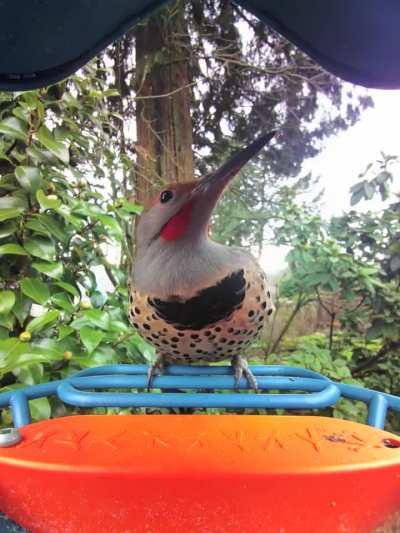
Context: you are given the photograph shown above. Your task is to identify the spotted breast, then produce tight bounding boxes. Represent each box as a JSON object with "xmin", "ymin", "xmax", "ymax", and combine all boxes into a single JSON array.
[{"xmin": 129, "ymin": 265, "xmax": 274, "ymax": 365}]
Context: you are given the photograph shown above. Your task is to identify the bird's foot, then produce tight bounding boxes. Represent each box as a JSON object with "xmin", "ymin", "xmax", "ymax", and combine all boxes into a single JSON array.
[
  {"xmin": 231, "ymin": 355, "xmax": 258, "ymax": 391},
  {"xmin": 147, "ymin": 354, "xmax": 166, "ymax": 390}
]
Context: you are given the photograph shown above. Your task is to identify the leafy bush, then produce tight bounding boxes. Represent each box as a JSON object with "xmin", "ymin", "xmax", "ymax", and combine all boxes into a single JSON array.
[
  {"xmin": 268, "ymin": 332, "xmax": 392, "ymax": 429},
  {"xmin": 0, "ymin": 75, "xmax": 153, "ymax": 423},
  {"xmin": 269, "ymin": 333, "xmax": 354, "ymax": 381},
  {"xmin": 268, "ymin": 156, "xmax": 399, "ymax": 375}
]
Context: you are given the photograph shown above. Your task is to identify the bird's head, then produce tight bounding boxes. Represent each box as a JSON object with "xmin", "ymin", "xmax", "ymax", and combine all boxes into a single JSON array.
[{"xmin": 136, "ymin": 131, "xmax": 276, "ymax": 251}]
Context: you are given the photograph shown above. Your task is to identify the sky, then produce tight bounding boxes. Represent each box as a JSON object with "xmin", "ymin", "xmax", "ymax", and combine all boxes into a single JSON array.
[{"xmin": 260, "ymin": 88, "xmax": 400, "ymax": 276}]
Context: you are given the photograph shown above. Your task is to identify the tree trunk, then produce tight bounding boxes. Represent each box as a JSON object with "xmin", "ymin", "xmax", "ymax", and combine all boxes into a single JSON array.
[{"xmin": 134, "ymin": 0, "xmax": 194, "ymax": 204}]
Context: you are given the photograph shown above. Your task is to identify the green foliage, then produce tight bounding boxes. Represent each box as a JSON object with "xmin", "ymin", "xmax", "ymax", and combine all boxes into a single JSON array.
[
  {"xmin": 270, "ymin": 333, "xmax": 354, "ymax": 381},
  {"xmin": 268, "ymin": 332, "xmax": 385, "ymax": 428},
  {"xmin": 271, "ymin": 158, "xmax": 400, "ymax": 345},
  {"xmin": 0, "ymin": 74, "xmax": 152, "ymax": 422},
  {"xmin": 350, "ymin": 155, "xmax": 395, "ymax": 205},
  {"xmin": 260, "ymin": 160, "xmax": 400, "ymax": 429}
]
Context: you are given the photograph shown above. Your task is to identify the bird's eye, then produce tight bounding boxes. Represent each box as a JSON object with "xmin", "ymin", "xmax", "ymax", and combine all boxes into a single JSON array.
[{"xmin": 160, "ymin": 190, "xmax": 173, "ymax": 203}]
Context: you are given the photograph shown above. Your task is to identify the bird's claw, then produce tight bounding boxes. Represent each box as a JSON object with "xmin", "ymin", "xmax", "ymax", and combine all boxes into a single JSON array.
[
  {"xmin": 146, "ymin": 354, "xmax": 166, "ymax": 390},
  {"xmin": 231, "ymin": 355, "xmax": 258, "ymax": 391}
]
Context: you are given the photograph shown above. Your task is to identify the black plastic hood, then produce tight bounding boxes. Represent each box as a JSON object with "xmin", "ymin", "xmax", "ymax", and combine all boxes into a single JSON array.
[{"xmin": 1, "ymin": 0, "xmax": 400, "ymax": 90}]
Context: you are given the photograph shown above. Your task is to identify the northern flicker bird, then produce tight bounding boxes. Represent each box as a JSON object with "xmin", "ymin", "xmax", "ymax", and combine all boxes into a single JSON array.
[{"xmin": 129, "ymin": 132, "xmax": 275, "ymax": 388}]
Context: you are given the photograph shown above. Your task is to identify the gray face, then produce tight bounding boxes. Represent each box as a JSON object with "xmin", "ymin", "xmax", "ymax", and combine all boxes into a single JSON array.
[
  {"xmin": 134, "ymin": 131, "xmax": 276, "ymax": 296},
  {"xmin": 136, "ymin": 131, "xmax": 276, "ymax": 252},
  {"xmin": 135, "ymin": 185, "xmax": 194, "ymax": 251},
  {"xmin": 136, "ymin": 131, "xmax": 276, "ymax": 253},
  {"xmin": 133, "ymin": 181, "xmax": 233, "ymax": 298}
]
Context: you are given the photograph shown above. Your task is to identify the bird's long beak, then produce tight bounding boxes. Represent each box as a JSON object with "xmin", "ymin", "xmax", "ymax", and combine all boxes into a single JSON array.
[{"xmin": 192, "ymin": 131, "xmax": 276, "ymax": 199}]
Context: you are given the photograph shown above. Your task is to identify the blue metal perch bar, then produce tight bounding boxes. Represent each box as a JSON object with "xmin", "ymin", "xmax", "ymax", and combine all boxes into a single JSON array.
[{"xmin": 0, "ymin": 364, "xmax": 399, "ymax": 429}]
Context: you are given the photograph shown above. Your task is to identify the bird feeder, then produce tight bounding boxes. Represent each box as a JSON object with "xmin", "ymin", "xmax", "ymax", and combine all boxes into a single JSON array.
[{"xmin": 0, "ymin": 1, "xmax": 400, "ymax": 532}]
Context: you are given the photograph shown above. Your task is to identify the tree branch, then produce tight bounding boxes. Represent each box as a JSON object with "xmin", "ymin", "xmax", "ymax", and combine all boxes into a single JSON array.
[
  {"xmin": 268, "ymin": 295, "xmax": 314, "ymax": 355},
  {"xmin": 135, "ymin": 82, "xmax": 196, "ymax": 100},
  {"xmin": 353, "ymin": 340, "xmax": 400, "ymax": 376}
]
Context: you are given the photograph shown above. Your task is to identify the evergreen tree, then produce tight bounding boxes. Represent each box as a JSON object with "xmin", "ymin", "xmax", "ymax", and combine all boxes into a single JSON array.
[{"xmin": 102, "ymin": 0, "xmax": 372, "ymax": 247}]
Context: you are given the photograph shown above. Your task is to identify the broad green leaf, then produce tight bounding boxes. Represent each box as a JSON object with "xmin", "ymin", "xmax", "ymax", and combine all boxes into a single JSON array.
[
  {"xmin": 73, "ymin": 202, "xmax": 102, "ymax": 217},
  {"xmin": 0, "ymin": 117, "xmax": 27, "ymax": 141},
  {"xmin": 77, "ymin": 346, "xmax": 118, "ymax": 368},
  {"xmin": 20, "ymin": 278, "xmax": 50, "ymax": 305},
  {"xmin": 26, "ymin": 310, "xmax": 59, "ymax": 333},
  {"xmin": 130, "ymin": 333, "xmax": 155, "ymax": 362},
  {"xmin": 58, "ymin": 324, "xmax": 74, "ymax": 341},
  {"xmin": 15, "ymin": 166, "xmax": 42, "ymax": 192},
  {"xmin": 56, "ymin": 205, "xmax": 83, "ymax": 230},
  {"xmin": 120, "ymin": 199, "xmax": 143, "ymax": 215},
  {"xmin": 21, "ymin": 91, "xmax": 39, "ymax": 110},
  {"xmin": 52, "ymin": 292, "xmax": 75, "ymax": 313},
  {"xmin": 96, "ymin": 215, "xmax": 123, "ymax": 240},
  {"xmin": 0, "ymin": 338, "xmax": 22, "ymax": 367},
  {"xmin": 303, "ymin": 272, "xmax": 332, "ymax": 288},
  {"xmin": 70, "ymin": 309, "xmax": 109, "ymax": 330},
  {"xmin": 0, "ymin": 338, "xmax": 61, "ymax": 373},
  {"xmin": 90, "ymin": 290, "xmax": 107, "ymax": 308},
  {"xmin": 54, "ymin": 126, "xmax": 70, "ymax": 142},
  {"xmin": 36, "ymin": 189, "xmax": 62, "ymax": 210},
  {"xmin": 31, "ymin": 339, "xmax": 64, "ymax": 359},
  {"xmin": 26, "ymin": 145, "xmax": 58, "ymax": 165},
  {"xmin": 0, "ymin": 313, "xmax": 14, "ymax": 329},
  {"xmin": 32, "ymin": 261, "xmax": 63, "ymax": 280},
  {"xmin": 14, "ymin": 362, "xmax": 44, "ymax": 385},
  {"xmin": 0, "ymin": 207, "xmax": 24, "ymax": 222},
  {"xmin": 349, "ymin": 182, "xmax": 364, "ymax": 194},
  {"xmin": 30, "ymin": 397, "xmax": 51, "ymax": 421},
  {"xmin": 2, "ymin": 350, "xmax": 56, "ymax": 373},
  {"xmin": 0, "ymin": 221, "xmax": 17, "ymax": 238},
  {"xmin": 0, "ymin": 291, "xmax": 15, "ymax": 314},
  {"xmin": 24, "ymin": 217, "xmax": 50, "ymax": 237},
  {"xmin": 350, "ymin": 188, "xmax": 364, "ymax": 206},
  {"xmin": 363, "ymin": 182, "xmax": 375, "ymax": 200},
  {"xmin": 327, "ymin": 278, "xmax": 340, "ymax": 292},
  {"xmin": 12, "ymin": 106, "xmax": 29, "ymax": 123},
  {"xmin": 54, "ymin": 281, "xmax": 80, "ymax": 298},
  {"xmin": 336, "ymin": 365, "xmax": 351, "ymax": 379},
  {"xmin": 80, "ymin": 326, "xmax": 105, "ymax": 353},
  {"xmin": 0, "ymin": 340, "xmax": 63, "ymax": 375},
  {"xmin": 12, "ymin": 292, "xmax": 31, "ymax": 326},
  {"xmin": 375, "ymin": 170, "xmax": 392, "ymax": 185},
  {"xmin": 62, "ymin": 93, "xmax": 81, "ymax": 108},
  {"xmin": 26, "ymin": 214, "xmax": 67, "ymax": 243},
  {"xmin": 0, "ymin": 243, "xmax": 27, "ymax": 256},
  {"xmin": 0, "ymin": 195, "xmax": 27, "ymax": 209},
  {"xmin": 35, "ymin": 126, "xmax": 69, "ymax": 164},
  {"xmin": 24, "ymin": 237, "xmax": 56, "ymax": 261},
  {"xmin": 108, "ymin": 319, "xmax": 128, "ymax": 334}
]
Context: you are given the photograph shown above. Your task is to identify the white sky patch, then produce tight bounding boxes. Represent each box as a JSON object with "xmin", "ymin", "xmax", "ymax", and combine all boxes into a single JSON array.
[
  {"xmin": 260, "ymin": 244, "xmax": 291, "ymax": 277},
  {"xmin": 260, "ymin": 88, "xmax": 400, "ymax": 277},
  {"xmin": 306, "ymin": 89, "xmax": 400, "ymax": 218},
  {"xmin": 92, "ymin": 264, "xmax": 116, "ymax": 293}
]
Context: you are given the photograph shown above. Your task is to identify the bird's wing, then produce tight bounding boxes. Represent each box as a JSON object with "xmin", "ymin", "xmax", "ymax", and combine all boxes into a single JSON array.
[{"xmin": 148, "ymin": 269, "xmax": 246, "ymax": 330}]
